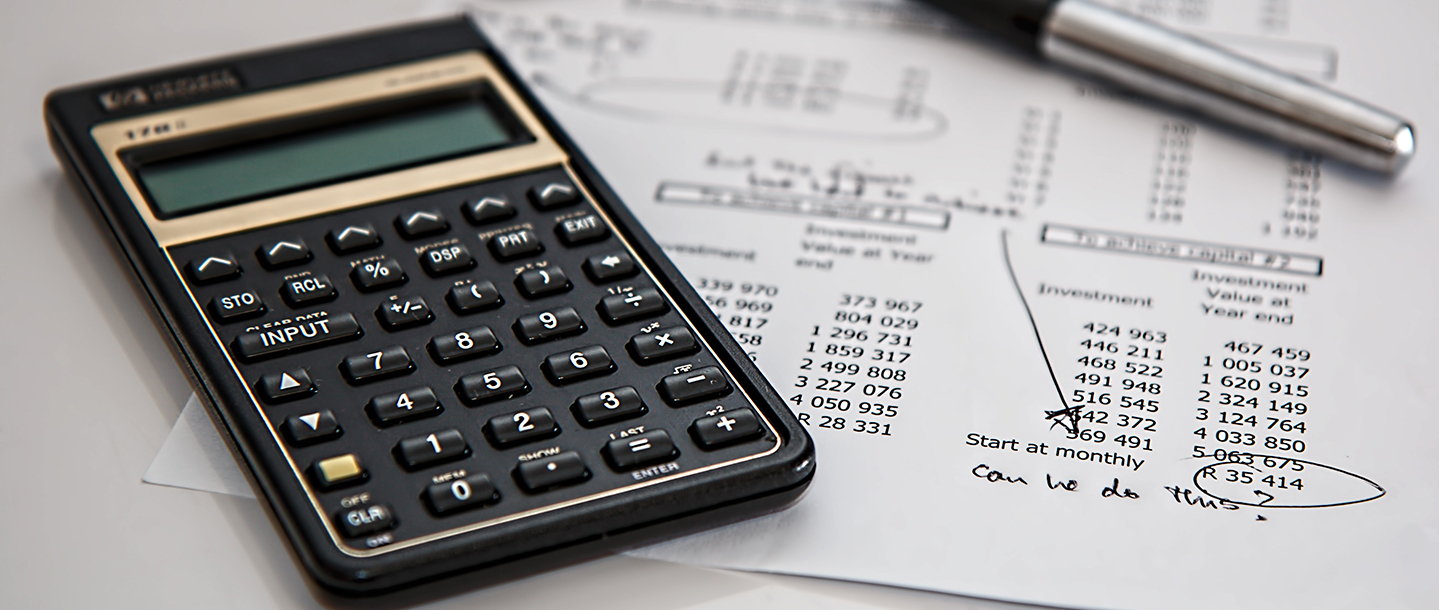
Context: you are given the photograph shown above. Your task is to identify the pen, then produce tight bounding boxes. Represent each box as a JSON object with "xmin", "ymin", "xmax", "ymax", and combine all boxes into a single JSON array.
[{"xmin": 919, "ymin": 0, "xmax": 1416, "ymax": 175}]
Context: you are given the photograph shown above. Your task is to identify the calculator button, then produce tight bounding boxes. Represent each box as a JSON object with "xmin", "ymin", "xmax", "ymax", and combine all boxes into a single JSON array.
[
  {"xmin": 583, "ymin": 252, "xmax": 638, "ymax": 283},
  {"xmin": 185, "ymin": 254, "xmax": 241, "ymax": 284},
  {"xmin": 396, "ymin": 210, "xmax": 449, "ymax": 239},
  {"xmin": 447, "ymin": 281, "xmax": 503, "ymax": 314},
  {"xmin": 281, "ymin": 410, "xmax": 340, "ymax": 445},
  {"xmin": 376, "ymin": 296, "xmax": 434, "ymax": 331},
  {"xmin": 396, "ymin": 429, "xmax": 469, "ymax": 469},
  {"xmin": 257, "ymin": 239, "xmax": 311, "ymax": 269},
  {"xmin": 488, "ymin": 228, "xmax": 544, "ymax": 261},
  {"xmin": 257, "ymin": 367, "xmax": 315, "ymax": 403},
  {"xmin": 429, "ymin": 326, "xmax": 501, "ymax": 364},
  {"xmin": 419, "ymin": 244, "xmax": 475, "ymax": 276},
  {"xmin": 313, "ymin": 454, "xmax": 366, "ymax": 489},
  {"xmin": 367, "ymin": 386, "xmax": 442, "ymax": 426},
  {"xmin": 327, "ymin": 224, "xmax": 381, "ymax": 253},
  {"xmin": 463, "ymin": 196, "xmax": 516, "ymax": 225},
  {"xmin": 627, "ymin": 326, "xmax": 700, "ymax": 364},
  {"xmin": 337, "ymin": 504, "xmax": 394, "ymax": 537},
  {"xmin": 542, "ymin": 345, "xmax": 616, "ymax": 385},
  {"xmin": 457, "ymin": 365, "xmax": 530, "ymax": 405},
  {"xmin": 350, "ymin": 259, "xmax": 407, "ymax": 291},
  {"xmin": 281, "ymin": 273, "xmax": 338, "ymax": 307},
  {"xmin": 207, "ymin": 291, "xmax": 266, "ymax": 323},
  {"xmin": 513, "ymin": 306, "xmax": 585, "ymax": 344},
  {"xmin": 528, "ymin": 181, "xmax": 581, "ymax": 209},
  {"xmin": 342, "ymin": 345, "xmax": 414, "ymax": 383},
  {"xmin": 572, "ymin": 386, "xmax": 647, "ymax": 427},
  {"xmin": 485, "ymin": 408, "xmax": 560, "ymax": 447},
  {"xmin": 658, "ymin": 366, "xmax": 732, "ymax": 405},
  {"xmin": 515, "ymin": 451, "xmax": 589, "ymax": 492},
  {"xmin": 515, "ymin": 267, "xmax": 572, "ymax": 298},
  {"xmin": 233, "ymin": 312, "xmax": 362, "ymax": 361},
  {"xmin": 690, "ymin": 408, "xmax": 763, "ymax": 449},
  {"xmin": 555, "ymin": 214, "xmax": 609, "ymax": 246},
  {"xmin": 603, "ymin": 430, "xmax": 678, "ymax": 471},
  {"xmin": 425, "ymin": 473, "xmax": 499, "ymax": 515},
  {"xmin": 598, "ymin": 288, "xmax": 669, "ymax": 324}
]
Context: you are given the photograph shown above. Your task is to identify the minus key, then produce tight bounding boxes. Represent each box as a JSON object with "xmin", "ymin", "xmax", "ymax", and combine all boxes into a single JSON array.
[{"xmin": 657, "ymin": 366, "xmax": 732, "ymax": 406}]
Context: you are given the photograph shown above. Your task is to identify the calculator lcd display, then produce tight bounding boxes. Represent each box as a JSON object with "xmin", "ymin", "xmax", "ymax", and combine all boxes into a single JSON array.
[{"xmin": 135, "ymin": 98, "xmax": 520, "ymax": 217}]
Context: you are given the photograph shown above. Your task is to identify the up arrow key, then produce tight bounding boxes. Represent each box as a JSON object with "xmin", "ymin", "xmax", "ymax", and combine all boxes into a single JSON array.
[
  {"xmin": 529, "ymin": 180, "xmax": 581, "ymax": 209},
  {"xmin": 257, "ymin": 368, "xmax": 314, "ymax": 403},
  {"xmin": 185, "ymin": 253, "xmax": 240, "ymax": 283},
  {"xmin": 278, "ymin": 373, "xmax": 301, "ymax": 390}
]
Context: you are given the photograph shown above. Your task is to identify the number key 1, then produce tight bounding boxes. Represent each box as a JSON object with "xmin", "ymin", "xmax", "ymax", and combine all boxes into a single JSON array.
[{"xmin": 396, "ymin": 429, "xmax": 469, "ymax": 469}]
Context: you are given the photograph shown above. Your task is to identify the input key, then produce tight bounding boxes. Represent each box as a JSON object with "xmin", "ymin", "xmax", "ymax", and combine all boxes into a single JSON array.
[{"xmin": 232, "ymin": 312, "xmax": 362, "ymax": 361}]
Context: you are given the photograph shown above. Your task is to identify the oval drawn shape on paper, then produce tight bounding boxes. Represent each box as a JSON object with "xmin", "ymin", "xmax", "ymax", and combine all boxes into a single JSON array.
[{"xmin": 1192, "ymin": 453, "xmax": 1384, "ymax": 508}]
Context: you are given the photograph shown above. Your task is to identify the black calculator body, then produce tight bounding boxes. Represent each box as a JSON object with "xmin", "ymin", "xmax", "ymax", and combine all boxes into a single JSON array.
[{"xmin": 45, "ymin": 18, "xmax": 813, "ymax": 594}]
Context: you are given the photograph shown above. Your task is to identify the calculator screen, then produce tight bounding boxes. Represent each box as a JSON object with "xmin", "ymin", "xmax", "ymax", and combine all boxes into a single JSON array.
[{"xmin": 134, "ymin": 92, "xmax": 525, "ymax": 218}]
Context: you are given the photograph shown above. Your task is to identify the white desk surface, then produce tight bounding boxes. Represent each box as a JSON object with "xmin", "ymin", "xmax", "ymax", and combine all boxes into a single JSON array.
[{"xmin": 0, "ymin": 1, "xmax": 1042, "ymax": 608}]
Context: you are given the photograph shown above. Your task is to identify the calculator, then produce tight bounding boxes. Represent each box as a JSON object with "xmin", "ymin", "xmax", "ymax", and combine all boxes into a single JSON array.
[{"xmin": 44, "ymin": 18, "xmax": 813, "ymax": 594}]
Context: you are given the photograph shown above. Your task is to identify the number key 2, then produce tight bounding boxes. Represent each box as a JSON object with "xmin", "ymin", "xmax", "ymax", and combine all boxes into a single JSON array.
[{"xmin": 484, "ymin": 407, "xmax": 559, "ymax": 447}]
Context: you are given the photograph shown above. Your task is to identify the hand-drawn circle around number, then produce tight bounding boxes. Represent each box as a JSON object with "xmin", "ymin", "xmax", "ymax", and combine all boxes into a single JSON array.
[{"xmin": 1192, "ymin": 454, "xmax": 1384, "ymax": 508}]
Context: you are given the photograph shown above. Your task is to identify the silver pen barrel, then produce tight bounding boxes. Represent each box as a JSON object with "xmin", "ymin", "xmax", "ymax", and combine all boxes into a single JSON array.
[{"xmin": 1039, "ymin": 0, "xmax": 1415, "ymax": 175}]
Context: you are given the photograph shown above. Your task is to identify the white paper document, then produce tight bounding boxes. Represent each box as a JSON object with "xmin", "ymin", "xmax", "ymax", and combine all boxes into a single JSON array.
[{"xmin": 150, "ymin": 1, "xmax": 1439, "ymax": 608}]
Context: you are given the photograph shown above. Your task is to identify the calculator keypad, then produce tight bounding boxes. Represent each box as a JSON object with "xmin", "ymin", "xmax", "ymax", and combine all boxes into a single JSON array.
[{"xmin": 170, "ymin": 167, "xmax": 779, "ymax": 551}]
